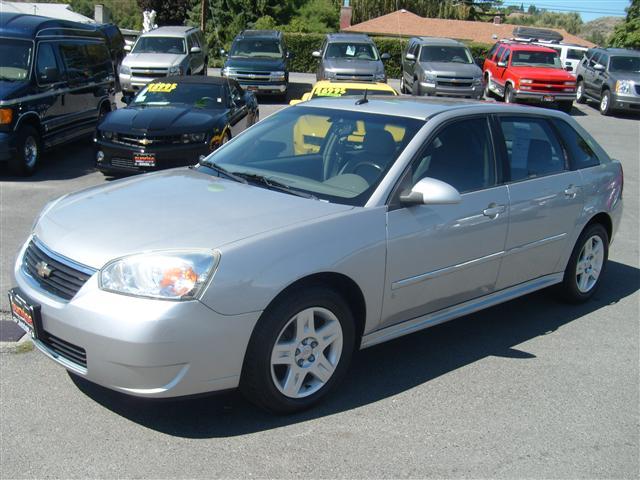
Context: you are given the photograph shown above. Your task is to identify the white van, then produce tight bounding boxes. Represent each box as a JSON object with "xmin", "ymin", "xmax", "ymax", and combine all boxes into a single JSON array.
[{"xmin": 534, "ymin": 42, "xmax": 588, "ymax": 74}]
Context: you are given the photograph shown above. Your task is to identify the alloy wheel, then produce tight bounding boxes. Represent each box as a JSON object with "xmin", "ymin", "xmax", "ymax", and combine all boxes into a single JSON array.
[
  {"xmin": 23, "ymin": 136, "xmax": 38, "ymax": 169},
  {"xmin": 576, "ymin": 235, "xmax": 604, "ymax": 293}
]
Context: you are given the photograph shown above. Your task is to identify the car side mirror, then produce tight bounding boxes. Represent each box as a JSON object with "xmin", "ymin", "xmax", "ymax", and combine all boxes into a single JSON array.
[
  {"xmin": 399, "ymin": 177, "xmax": 462, "ymax": 206},
  {"xmin": 405, "ymin": 53, "xmax": 416, "ymax": 61},
  {"xmin": 190, "ymin": 46, "xmax": 202, "ymax": 54},
  {"xmin": 124, "ymin": 45, "xmax": 131, "ymax": 52},
  {"xmin": 594, "ymin": 64, "xmax": 605, "ymax": 71},
  {"xmin": 312, "ymin": 51, "xmax": 321, "ymax": 59},
  {"xmin": 286, "ymin": 51, "xmax": 294, "ymax": 59},
  {"xmin": 42, "ymin": 66, "xmax": 60, "ymax": 83},
  {"xmin": 497, "ymin": 60, "xmax": 507, "ymax": 68},
  {"xmin": 220, "ymin": 48, "xmax": 227, "ymax": 57},
  {"xmin": 381, "ymin": 53, "xmax": 391, "ymax": 61}
]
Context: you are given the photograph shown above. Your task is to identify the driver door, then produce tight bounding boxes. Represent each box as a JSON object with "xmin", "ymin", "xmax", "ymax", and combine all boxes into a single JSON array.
[{"xmin": 382, "ymin": 116, "xmax": 509, "ymax": 328}]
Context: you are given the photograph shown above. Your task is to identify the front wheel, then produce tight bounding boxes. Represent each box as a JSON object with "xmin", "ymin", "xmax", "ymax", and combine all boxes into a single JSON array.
[
  {"xmin": 412, "ymin": 79, "xmax": 421, "ymax": 96},
  {"xmin": 9, "ymin": 125, "xmax": 40, "ymax": 176},
  {"xmin": 576, "ymin": 80, "xmax": 587, "ymax": 104},
  {"xmin": 504, "ymin": 84, "xmax": 515, "ymax": 104},
  {"xmin": 558, "ymin": 223, "xmax": 609, "ymax": 303},
  {"xmin": 240, "ymin": 286, "xmax": 355, "ymax": 413},
  {"xmin": 600, "ymin": 90, "xmax": 612, "ymax": 116}
]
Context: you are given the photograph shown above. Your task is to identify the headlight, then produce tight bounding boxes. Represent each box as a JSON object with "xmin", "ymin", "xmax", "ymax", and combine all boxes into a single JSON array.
[
  {"xmin": 423, "ymin": 72, "xmax": 436, "ymax": 84},
  {"xmin": 270, "ymin": 71, "xmax": 286, "ymax": 81},
  {"xmin": 520, "ymin": 79, "xmax": 533, "ymax": 84},
  {"xmin": 182, "ymin": 132, "xmax": 206, "ymax": 143},
  {"xmin": 374, "ymin": 72, "xmax": 386, "ymax": 81},
  {"xmin": 119, "ymin": 65, "xmax": 131, "ymax": 75},
  {"xmin": 99, "ymin": 251, "xmax": 219, "ymax": 300},
  {"xmin": 168, "ymin": 65, "xmax": 183, "ymax": 76},
  {"xmin": 616, "ymin": 80, "xmax": 632, "ymax": 95},
  {"xmin": 101, "ymin": 130, "xmax": 116, "ymax": 141}
]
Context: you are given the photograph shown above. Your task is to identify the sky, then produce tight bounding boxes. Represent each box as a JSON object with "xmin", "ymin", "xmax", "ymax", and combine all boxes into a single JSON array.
[{"xmin": 500, "ymin": 0, "xmax": 630, "ymax": 22}]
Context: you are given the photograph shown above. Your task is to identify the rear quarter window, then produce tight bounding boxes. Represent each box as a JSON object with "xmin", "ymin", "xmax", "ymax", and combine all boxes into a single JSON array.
[{"xmin": 552, "ymin": 119, "xmax": 600, "ymax": 169}]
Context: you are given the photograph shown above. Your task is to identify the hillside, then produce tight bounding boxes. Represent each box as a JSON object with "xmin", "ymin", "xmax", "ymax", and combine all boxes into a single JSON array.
[{"xmin": 580, "ymin": 16, "xmax": 623, "ymax": 45}]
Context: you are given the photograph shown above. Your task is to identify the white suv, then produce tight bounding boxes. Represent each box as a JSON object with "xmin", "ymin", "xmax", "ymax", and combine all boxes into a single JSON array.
[{"xmin": 119, "ymin": 26, "xmax": 208, "ymax": 95}]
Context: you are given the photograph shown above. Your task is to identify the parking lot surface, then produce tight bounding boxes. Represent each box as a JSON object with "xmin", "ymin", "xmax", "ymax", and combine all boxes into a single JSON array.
[{"xmin": 0, "ymin": 74, "xmax": 638, "ymax": 478}]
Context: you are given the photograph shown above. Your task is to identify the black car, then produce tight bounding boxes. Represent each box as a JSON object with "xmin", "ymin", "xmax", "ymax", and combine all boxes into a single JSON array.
[
  {"xmin": 0, "ymin": 12, "xmax": 116, "ymax": 176},
  {"xmin": 221, "ymin": 30, "xmax": 291, "ymax": 99},
  {"xmin": 95, "ymin": 76, "xmax": 259, "ymax": 174}
]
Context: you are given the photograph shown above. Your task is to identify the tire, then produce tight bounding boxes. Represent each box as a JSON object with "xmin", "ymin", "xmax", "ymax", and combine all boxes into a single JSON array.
[
  {"xmin": 240, "ymin": 286, "xmax": 356, "ymax": 414},
  {"xmin": 400, "ymin": 76, "xmax": 406, "ymax": 94},
  {"xmin": 599, "ymin": 89, "xmax": 612, "ymax": 116},
  {"xmin": 202, "ymin": 61, "xmax": 208, "ymax": 76},
  {"xmin": 9, "ymin": 125, "xmax": 40, "ymax": 176},
  {"xmin": 575, "ymin": 80, "xmax": 587, "ymax": 104},
  {"xmin": 558, "ymin": 101, "xmax": 573, "ymax": 114},
  {"xmin": 484, "ymin": 75, "xmax": 493, "ymax": 99},
  {"xmin": 558, "ymin": 223, "xmax": 609, "ymax": 303},
  {"xmin": 504, "ymin": 84, "xmax": 515, "ymax": 104},
  {"xmin": 412, "ymin": 79, "xmax": 421, "ymax": 96}
]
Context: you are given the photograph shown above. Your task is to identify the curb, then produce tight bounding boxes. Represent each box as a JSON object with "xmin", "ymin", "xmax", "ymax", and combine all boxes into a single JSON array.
[{"xmin": 0, "ymin": 333, "xmax": 34, "ymax": 354}]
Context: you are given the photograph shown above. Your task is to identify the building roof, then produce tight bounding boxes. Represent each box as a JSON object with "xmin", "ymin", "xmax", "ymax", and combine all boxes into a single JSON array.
[
  {"xmin": 344, "ymin": 9, "xmax": 595, "ymax": 48},
  {"xmin": 0, "ymin": 1, "xmax": 94, "ymax": 24}
]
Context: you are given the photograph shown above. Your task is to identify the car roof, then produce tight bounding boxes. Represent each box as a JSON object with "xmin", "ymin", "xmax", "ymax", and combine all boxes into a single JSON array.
[
  {"xmin": 327, "ymin": 33, "xmax": 373, "ymax": 43},
  {"xmin": 601, "ymin": 48, "xmax": 640, "ymax": 57},
  {"xmin": 141, "ymin": 26, "xmax": 197, "ymax": 37},
  {"xmin": 500, "ymin": 42, "xmax": 558, "ymax": 53},
  {"xmin": 412, "ymin": 37, "xmax": 464, "ymax": 46},
  {"xmin": 312, "ymin": 80, "xmax": 397, "ymax": 93},
  {"xmin": 0, "ymin": 12, "xmax": 104, "ymax": 40},
  {"xmin": 293, "ymin": 97, "xmax": 571, "ymax": 122}
]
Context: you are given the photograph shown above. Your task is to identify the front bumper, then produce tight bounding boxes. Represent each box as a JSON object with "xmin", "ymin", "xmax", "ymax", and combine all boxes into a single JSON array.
[
  {"xmin": 227, "ymin": 78, "xmax": 287, "ymax": 95},
  {"xmin": 12, "ymin": 239, "xmax": 261, "ymax": 398},
  {"xmin": 513, "ymin": 90, "xmax": 576, "ymax": 103},
  {"xmin": 0, "ymin": 131, "xmax": 16, "ymax": 162},
  {"xmin": 119, "ymin": 73, "xmax": 168, "ymax": 93},
  {"xmin": 611, "ymin": 93, "xmax": 640, "ymax": 111},
  {"xmin": 419, "ymin": 82, "xmax": 483, "ymax": 99},
  {"xmin": 95, "ymin": 138, "xmax": 211, "ymax": 174}
]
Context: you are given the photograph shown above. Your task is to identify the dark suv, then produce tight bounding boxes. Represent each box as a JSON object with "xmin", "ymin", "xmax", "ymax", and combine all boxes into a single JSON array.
[
  {"xmin": 0, "ymin": 13, "xmax": 116, "ymax": 176},
  {"xmin": 575, "ymin": 47, "xmax": 640, "ymax": 116},
  {"xmin": 221, "ymin": 30, "xmax": 290, "ymax": 98}
]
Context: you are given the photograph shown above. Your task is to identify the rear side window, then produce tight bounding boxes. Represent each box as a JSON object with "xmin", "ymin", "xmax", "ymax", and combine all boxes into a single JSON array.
[
  {"xmin": 552, "ymin": 119, "xmax": 600, "ymax": 169},
  {"xmin": 85, "ymin": 43, "xmax": 113, "ymax": 81},
  {"xmin": 498, "ymin": 117, "xmax": 567, "ymax": 181},
  {"xmin": 412, "ymin": 117, "xmax": 496, "ymax": 193},
  {"xmin": 59, "ymin": 43, "xmax": 90, "ymax": 82},
  {"xmin": 567, "ymin": 49, "xmax": 585, "ymax": 60},
  {"xmin": 36, "ymin": 43, "xmax": 59, "ymax": 84}
]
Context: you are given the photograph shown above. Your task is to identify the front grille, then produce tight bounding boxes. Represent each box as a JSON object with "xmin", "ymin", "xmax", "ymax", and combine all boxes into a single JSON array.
[
  {"xmin": 22, "ymin": 240, "xmax": 94, "ymax": 301},
  {"xmin": 131, "ymin": 68, "xmax": 168, "ymax": 79},
  {"xmin": 41, "ymin": 331, "xmax": 87, "ymax": 368},
  {"xmin": 436, "ymin": 76, "xmax": 474, "ymax": 88},
  {"xmin": 113, "ymin": 133, "xmax": 183, "ymax": 147},
  {"xmin": 234, "ymin": 71, "xmax": 271, "ymax": 82}
]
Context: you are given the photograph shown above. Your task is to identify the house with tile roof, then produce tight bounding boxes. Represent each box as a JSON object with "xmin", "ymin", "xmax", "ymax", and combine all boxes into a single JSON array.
[{"xmin": 343, "ymin": 9, "xmax": 594, "ymax": 48}]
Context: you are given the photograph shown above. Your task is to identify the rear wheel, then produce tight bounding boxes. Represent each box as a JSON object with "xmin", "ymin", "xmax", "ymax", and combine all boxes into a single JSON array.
[
  {"xmin": 558, "ymin": 223, "xmax": 609, "ymax": 303},
  {"xmin": 9, "ymin": 125, "xmax": 40, "ymax": 176},
  {"xmin": 599, "ymin": 89, "xmax": 612, "ymax": 116},
  {"xmin": 240, "ymin": 286, "xmax": 355, "ymax": 413},
  {"xmin": 575, "ymin": 80, "xmax": 587, "ymax": 104}
]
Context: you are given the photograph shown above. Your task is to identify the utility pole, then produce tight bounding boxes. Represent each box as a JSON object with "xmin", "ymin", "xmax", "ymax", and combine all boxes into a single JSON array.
[{"xmin": 200, "ymin": 0, "xmax": 207, "ymax": 32}]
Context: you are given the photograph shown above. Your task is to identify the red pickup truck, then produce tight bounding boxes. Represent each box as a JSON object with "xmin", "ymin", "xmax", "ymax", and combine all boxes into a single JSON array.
[{"xmin": 483, "ymin": 41, "xmax": 577, "ymax": 113}]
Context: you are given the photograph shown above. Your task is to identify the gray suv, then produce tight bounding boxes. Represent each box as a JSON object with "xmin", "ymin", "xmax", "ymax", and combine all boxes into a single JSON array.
[
  {"xmin": 313, "ymin": 33, "xmax": 390, "ymax": 82},
  {"xmin": 401, "ymin": 37, "xmax": 483, "ymax": 98},
  {"xmin": 575, "ymin": 47, "xmax": 640, "ymax": 115},
  {"xmin": 119, "ymin": 26, "xmax": 207, "ymax": 95}
]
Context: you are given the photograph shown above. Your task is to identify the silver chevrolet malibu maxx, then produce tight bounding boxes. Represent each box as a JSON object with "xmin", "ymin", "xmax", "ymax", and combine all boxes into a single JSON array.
[{"xmin": 10, "ymin": 98, "xmax": 623, "ymax": 413}]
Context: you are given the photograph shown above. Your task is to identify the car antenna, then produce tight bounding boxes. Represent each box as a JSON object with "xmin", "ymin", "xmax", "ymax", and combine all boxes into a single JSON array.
[{"xmin": 355, "ymin": 89, "xmax": 368, "ymax": 105}]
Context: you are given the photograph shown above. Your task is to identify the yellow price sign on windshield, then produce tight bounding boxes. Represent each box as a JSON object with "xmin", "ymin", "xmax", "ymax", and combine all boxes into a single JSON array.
[
  {"xmin": 314, "ymin": 86, "xmax": 347, "ymax": 97},
  {"xmin": 147, "ymin": 82, "xmax": 177, "ymax": 93}
]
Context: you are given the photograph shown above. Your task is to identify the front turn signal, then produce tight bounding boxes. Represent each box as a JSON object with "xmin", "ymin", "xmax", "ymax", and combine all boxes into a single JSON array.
[{"xmin": 0, "ymin": 108, "xmax": 14, "ymax": 125}]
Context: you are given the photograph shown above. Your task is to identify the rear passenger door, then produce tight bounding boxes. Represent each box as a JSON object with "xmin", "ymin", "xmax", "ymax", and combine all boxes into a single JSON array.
[
  {"xmin": 33, "ymin": 42, "xmax": 69, "ymax": 144},
  {"xmin": 494, "ymin": 115, "xmax": 584, "ymax": 290},
  {"xmin": 58, "ymin": 42, "xmax": 96, "ymax": 128}
]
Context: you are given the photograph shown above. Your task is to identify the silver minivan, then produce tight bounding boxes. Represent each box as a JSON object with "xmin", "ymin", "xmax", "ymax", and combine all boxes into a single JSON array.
[
  {"xmin": 401, "ymin": 37, "xmax": 484, "ymax": 98},
  {"xmin": 119, "ymin": 26, "xmax": 208, "ymax": 95},
  {"xmin": 10, "ymin": 99, "xmax": 623, "ymax": 414}
]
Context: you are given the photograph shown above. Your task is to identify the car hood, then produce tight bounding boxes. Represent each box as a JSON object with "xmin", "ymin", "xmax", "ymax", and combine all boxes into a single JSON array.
[
  {"xmin": 225, "ymin": 57, "xmax": 286, "ymax": 71},
  {"xmin": 510, "ymin": 66, "xmax": 575, "ymax": 80},
  {"xmin": 122, "ymin": 53, "xmax": 184, "ymax": 68},
  {"xmin": 98, "ymin": 106, "xmax": 224, "ymax": 134},
  {"xmin": 420, "ymin": 62, "xmax": 482, "ymax": 77},
  {"xmin": 323, "ymin": 59, "xmax": 383, "ymax": 74},
  {"xmin": 0, "ymin": 80, "xmax": 30, "ymax": 101},
  {"xmin": 609, "ymin": 71, "xmax": 640, "ymax": 82},
  {"xmin": 34, "ymin": 168, "xmax": 352, "ymax": 269}
]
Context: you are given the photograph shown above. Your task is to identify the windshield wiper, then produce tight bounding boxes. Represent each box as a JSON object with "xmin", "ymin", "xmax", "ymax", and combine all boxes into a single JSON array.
[
  {"xmin": 196, "ymin": 160, "xmax": 248, "ymax": 184},
  {"xmin": 233, "ymin": 172, "xmax": 317, "ymax": 200}
]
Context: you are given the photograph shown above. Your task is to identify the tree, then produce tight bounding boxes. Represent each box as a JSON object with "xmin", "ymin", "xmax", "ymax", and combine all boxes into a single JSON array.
[
  {"xmin": 136, "ymin": 0, "xmax": 192, "ymax": 26},
  {"xmin": 609, "ymin": 0, "xmax": 640, "ymax": 49}
]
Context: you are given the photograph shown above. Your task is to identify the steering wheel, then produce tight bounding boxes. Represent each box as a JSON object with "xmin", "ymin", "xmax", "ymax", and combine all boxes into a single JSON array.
[{"xmin": 348, "ymin": 161, "xmax": 383, "ymax": 177}]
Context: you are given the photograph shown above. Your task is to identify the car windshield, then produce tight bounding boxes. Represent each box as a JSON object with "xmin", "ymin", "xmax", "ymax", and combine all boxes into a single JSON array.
[
  {"xmin": 132, "ymin": 37, "xmax": 186, "ymax": 54},
  {"xmin": 512, "ymin": 50, "xmax": 561, "ymax": 67},
  {"xmin": 609, "ymin": 56, "xmax": 640, "ymax": 73},
  {"xmin": 325, "ymin": 43, "xmax": 379, "ymax": 61},
  {"xmin": 200, "ymin": 106, "xmax": 423, "ymax": 206},
  {"xmin": 0, "ymin": 39, "xmax": 33, "ymax": 81},
  {"xmin": 230, "ymin": 39, "xmax": 283, "ymax": 58},
  {"xmin": 311, "ymin": 86, "xmax": 396, "ymax": 98},
  {"xmin": 133, "ymin": 82, "xmax": 226, "ymax": 108},
  {"xmin": 420, "ymin": 46, "xmax": 472, "ymax": 64}
]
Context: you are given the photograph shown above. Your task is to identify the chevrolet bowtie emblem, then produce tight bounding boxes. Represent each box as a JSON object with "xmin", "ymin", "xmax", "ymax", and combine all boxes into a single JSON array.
[
  {"xmin": 36, "ymin": 261, "xmax": 53, "ymax": 279},
  {"xmin": 139, "ymin": 138, "xmax": 153, "ymax": 145}
]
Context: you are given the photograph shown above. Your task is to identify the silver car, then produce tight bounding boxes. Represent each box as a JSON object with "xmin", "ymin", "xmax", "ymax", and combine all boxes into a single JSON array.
[
  {"xmin": 10, "ymin": 99, "xmax": 623, "ymax": 413},
  {"xmin": 313, "ymin": 33, "xmax": 390, "ymax": 82},
  {"xmin": 119, "ymin": 26, "xmax": 208, "ymax": 95}
]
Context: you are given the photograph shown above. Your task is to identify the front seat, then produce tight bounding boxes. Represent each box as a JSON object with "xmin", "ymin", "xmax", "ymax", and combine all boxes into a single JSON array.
[{"xmin": 342, "ymin": 129, "xmax": 397, "ymax": 184}]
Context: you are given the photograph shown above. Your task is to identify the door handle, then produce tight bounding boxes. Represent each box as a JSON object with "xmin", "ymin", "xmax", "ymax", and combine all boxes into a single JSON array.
[
  {"xmin": 564, "ymin": 185, "xmax": 580, "ymax": 198},
  {"xmin": 483, "ymin": 203, "xmax": 506, "ymax": 219}
]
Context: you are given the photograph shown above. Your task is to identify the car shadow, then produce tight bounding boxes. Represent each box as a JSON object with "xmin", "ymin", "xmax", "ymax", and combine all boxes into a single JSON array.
[
  {"xmin": 69, "ymin": 260, "xmax": 639, "ymax": 438},
  {"xmin": 581, "ymin": 100, "xmax": 640, "ymax": 119},
  {"xmin": 0, "ymin": 137, "xmax": 97, "ymax": 182}
]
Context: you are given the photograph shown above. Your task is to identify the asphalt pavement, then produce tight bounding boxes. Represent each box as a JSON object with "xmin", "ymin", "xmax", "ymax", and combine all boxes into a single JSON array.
[{"xmin": 0, "ymin": 73, "xmax": 638, "ymax": 478}]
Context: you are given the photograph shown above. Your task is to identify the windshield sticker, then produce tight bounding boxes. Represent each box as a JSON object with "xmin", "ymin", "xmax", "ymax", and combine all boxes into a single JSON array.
[
  {"xmin": 346, "ymin": 45, "xmax": 355, "ymax": 56},
  {"xmin": 314, "ymin": 86, "xmax": 347, "ymax": 97},
  {"xmin": 147, "ymin": 82, "xmax": 178, "ymax": 93}
]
